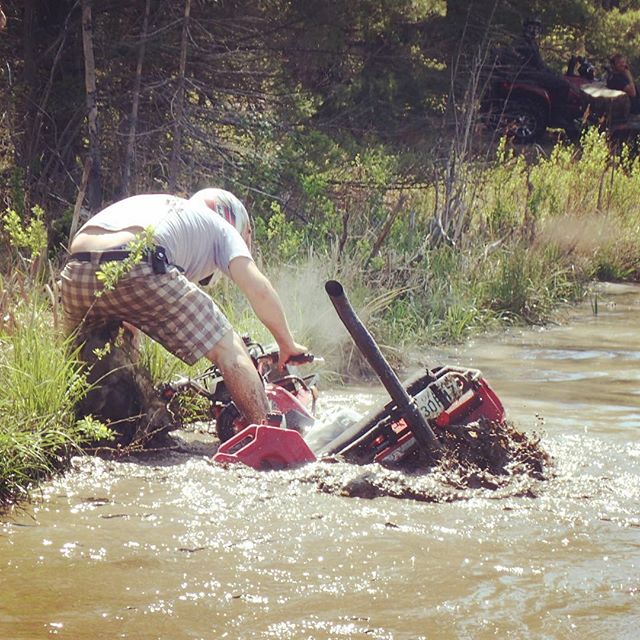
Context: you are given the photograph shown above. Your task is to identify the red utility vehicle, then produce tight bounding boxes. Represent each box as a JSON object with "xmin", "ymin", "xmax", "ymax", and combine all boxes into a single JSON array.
[
  {"xmin": 482, "ymin": 56, "xmax": 595, "ymax": 143},
  {"xmin": 160, "ymin": 282, "xmax": 507, "ymax": 471}
]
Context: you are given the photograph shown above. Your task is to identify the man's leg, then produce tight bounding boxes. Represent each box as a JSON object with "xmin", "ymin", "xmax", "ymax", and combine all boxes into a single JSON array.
[{"xmin": 206, "ymin": 330, "xmax": 270, "ymax": 425}]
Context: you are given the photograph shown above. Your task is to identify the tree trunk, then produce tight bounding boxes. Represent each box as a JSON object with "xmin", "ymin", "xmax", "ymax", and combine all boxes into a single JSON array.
[
  {"xmin": 81, "ymin": 0, "xmax": 102, "ymax": 211},
  {"xmin": 364, "ymin": 195, "xmax": 406, "ymax": 269},
  {"xmin": 121, "ymin": 0, "xmax": 151, "ymax": 197},
  {"xmin": 168, "ymin": 0, "xmax": 191, "ymax": 193},
  {"xmin": 68, "ymin": 157, "xmax": 91, "ymax": 245},
  {"xmin": 21, "ymin": 0, "xmax": 37, "ymax": 200}
]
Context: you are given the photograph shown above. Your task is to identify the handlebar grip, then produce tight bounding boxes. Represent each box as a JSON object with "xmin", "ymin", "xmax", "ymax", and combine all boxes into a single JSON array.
[{"xmin": 287, "ymin": 353, "xmax": 322, "ymax": 365}]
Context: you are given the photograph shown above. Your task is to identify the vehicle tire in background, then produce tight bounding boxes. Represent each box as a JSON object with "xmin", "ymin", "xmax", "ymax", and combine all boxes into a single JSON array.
[
  {"xmin": 488, "ymin": 99, "xmax": 548, "ymax": 143},
  {"xmin": 216, "ymin": 403, "xmax": 244, "ymax": 443}
]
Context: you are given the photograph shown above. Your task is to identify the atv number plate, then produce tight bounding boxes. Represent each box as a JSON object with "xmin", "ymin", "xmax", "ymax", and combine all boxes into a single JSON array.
[{"xmin": 414, "ymin": 372, "xmax": 464, "ymax": 419}]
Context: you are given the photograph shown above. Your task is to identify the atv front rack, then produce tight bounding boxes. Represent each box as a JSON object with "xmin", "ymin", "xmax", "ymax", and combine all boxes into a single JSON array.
[{"xmin": 314, "ymin": 365, "xmax": 505, "ymax": 466}]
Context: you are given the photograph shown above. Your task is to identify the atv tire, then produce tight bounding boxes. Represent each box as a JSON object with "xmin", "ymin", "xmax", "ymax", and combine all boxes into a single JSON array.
[
  {"xmin": 216, "ymin": 403, "xmax": 244, "ymax": 443},
  {"xmin": 489, "ymin": 99, "xmax": 548, "ymax": 144}
]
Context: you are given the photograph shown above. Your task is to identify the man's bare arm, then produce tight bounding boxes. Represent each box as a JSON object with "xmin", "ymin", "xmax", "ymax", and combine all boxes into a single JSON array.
[
  {"xmin": 624, "ymin": 69, "xmax": 637, "ymax": 97},
  {"xmin": 228, "ymin": 257, "xmax": 307, "ymax": 367}
]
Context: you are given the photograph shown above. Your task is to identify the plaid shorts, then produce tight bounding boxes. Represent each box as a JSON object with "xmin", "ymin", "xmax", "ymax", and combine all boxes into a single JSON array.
[{"xmin": 60, "ymin": 259, "xmax": 231, "ymax": 365}]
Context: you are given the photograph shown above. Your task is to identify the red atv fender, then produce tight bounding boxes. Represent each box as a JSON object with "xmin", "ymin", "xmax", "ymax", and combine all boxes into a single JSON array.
[{"xmin": 213, "ymin": 424, "xmax": 317, "ymax": 470}]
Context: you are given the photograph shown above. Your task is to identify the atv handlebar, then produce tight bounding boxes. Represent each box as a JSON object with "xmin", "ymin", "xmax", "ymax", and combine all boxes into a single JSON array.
[
  {"xmin": 158, "ymin": 341, "xmax": 322, "ymax": 402},
  {"xmin": 254, "ymin": 350, "xmax": 324, "ymax": 367},
  {"xmin": 287, "ymin": 352, "xmax": 325, "ymax": 365}
]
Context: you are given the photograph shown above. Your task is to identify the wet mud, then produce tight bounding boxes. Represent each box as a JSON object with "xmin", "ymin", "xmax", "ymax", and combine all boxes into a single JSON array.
[
  {"xmin": 293, "ymin": 418, "xmax": 552, "ymax": 503},
  {"xmin": 435, "ymin": 418, "xmax": 550, "ymax": 487},
  {"xmin": 74, "ymin": 322, "xmax": 174, "ymax": 449}
]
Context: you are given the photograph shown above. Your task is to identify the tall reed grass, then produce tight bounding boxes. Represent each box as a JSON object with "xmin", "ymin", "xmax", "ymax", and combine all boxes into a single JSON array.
[
  {"xmin": 270, "ymin": 130, "xmax": 640, "ymax": 362},
  {"xmin": 201, "ymin": 130, "xmax": 640, "ymax": 377},
  {"xmin": 0, "ymin": 263, "xmax": 110, "ymax": 507}
]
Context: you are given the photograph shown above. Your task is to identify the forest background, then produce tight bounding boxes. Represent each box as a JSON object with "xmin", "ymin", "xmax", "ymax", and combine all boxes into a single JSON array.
[
  {"xmin": 3, "ymin": 0, "xmax": 640, "ymax": 330},
  {"xmin": 2, "ymin": 0, "xmax": 640, "ymax": 342},
  {"xmin": 2, "ymin": 0, "xmax": 640, "ymax": 501}
]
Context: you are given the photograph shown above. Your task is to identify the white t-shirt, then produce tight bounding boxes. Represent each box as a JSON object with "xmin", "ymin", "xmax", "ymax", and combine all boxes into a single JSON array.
[{"xmin": 76, "ymin": 194, "xmax": 252, "ymax": 283}]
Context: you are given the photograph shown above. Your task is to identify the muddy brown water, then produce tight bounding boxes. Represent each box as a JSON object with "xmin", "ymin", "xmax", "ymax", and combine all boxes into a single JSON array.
[{"xmin": 1, "ymin": 283, "xmax": 639, "ymax": 639}]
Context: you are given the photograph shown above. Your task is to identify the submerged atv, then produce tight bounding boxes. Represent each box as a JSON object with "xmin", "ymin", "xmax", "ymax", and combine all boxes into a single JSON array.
[{"xmin": 163, "ymin": 281, "xmax": 509, "ymax": 472}]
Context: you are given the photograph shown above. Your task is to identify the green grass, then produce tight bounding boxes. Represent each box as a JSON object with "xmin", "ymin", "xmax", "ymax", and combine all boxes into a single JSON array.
[{"xmin": 0, "ymin": 279, "xmax": 110, "ymax": 507}]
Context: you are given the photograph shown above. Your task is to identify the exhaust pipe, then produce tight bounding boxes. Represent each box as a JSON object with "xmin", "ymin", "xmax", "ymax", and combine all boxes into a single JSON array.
[{"xmin": 325, "ymin": 280, "xmax": 441, "ymax": 453}]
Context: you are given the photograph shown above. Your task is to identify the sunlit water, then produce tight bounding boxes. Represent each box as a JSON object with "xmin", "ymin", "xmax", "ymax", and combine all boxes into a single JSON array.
[{"xmin": 1, "ymin": 284, "xmax": 639, "ymax": 639}]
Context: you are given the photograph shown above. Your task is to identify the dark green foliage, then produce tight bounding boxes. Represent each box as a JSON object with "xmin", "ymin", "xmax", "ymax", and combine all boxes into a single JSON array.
[{"xmin": 2, "ymin": 0, "xmax": 638, "ymax": 230}]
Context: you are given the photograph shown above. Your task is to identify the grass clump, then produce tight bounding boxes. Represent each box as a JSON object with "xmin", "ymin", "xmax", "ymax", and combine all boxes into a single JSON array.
[
  {"xmin": 0, "ymin": 290, "xmax": 111, "ymax": 507},
  {"xmin": 0, "ymin": 208, "xmax": 111, "ymax": 507}
]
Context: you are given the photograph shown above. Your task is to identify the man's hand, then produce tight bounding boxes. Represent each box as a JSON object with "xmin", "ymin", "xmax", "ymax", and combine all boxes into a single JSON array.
[{"xmin": 277, "ymin": 341, "xmax": 308, "ymax": 371}]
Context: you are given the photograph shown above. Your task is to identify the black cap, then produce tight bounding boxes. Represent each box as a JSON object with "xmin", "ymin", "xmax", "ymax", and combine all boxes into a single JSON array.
[{"xmin": 523, "ymin": 15, "xmax": 542, "ymax": 28}]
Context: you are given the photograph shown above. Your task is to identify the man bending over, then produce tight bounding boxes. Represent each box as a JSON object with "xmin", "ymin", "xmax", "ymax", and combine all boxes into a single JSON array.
[{"xmin": 61, "ymin": 189, "xmax": 306, "ymax": 432}]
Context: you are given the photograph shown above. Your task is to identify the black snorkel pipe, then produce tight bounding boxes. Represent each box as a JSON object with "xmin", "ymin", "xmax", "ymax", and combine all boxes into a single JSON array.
[{"xmin": 325, "ymin": 280, "xmax": 441, "ymax": 454}]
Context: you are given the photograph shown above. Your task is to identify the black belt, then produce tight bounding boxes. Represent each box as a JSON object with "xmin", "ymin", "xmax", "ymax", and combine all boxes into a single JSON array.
[
  {"xmin": 69, "ymin": 249, "xmax": 137, "ymax": 263},
  {"xmin": 69, "ymin": 246, "xmax": 171, "ymax": 274}
]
